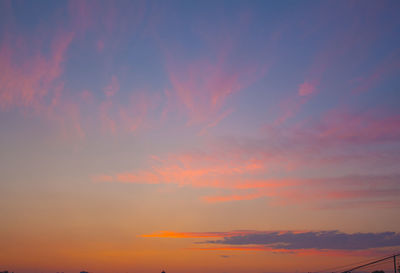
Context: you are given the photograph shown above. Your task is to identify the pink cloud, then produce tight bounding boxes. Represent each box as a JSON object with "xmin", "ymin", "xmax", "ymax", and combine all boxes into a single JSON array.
[
  {"xmin": 68, "ymin": 0, "xmax": 94, "ymax": 33},
  {"xmin": 99, "ymin": 100, "xmax": 117, "ymax": 134},
  {"xmin": 272, "ymin": 94, "xmax": 310, "ymax": 125},
  {"xmin": 95, "ymin": 142, "xmax": 400, "ymax": 208},
  {"xmin": 281, "ymin": 4, "xmax": 393, "ymax": 126},
  {"xmin": 273, "ymin": 14, "xmax": 369, "ymax": 125},
  {"xmin": 199, "ymin": 108, "xmax": 234, "ymax": 135},
  {"xmin": 198, "ymin": 174, "xmax": 400, "ymax": 207},
  {"xmin": 202, "ymin": 192, "xmax": 265, "ymax": 203},
  {"xmin": 298, "ymin": 81, "xmax": 317, "ymax": 96},
  {"xmin": 118, "ymin": 92, "xmax": 154, "ymax": 133},
  {"xmin": 0, "ymin": 21, "xmax": 90, "ymax": 139},
  {"xmin": 268, "ymin": 107, "xmax": 400, "ymax": 168},
  {"xmin": 165, "ymin": 57, "xmax": 242, "ymax": 124},
  {"xmin": 0, "ymin": 4, "xmax": 105, "ymax": 139},
  {"xmin": 352, "ymin": 49, "xmax": 400, "ymax": 94},
  {"xmin": 80, "ymin": 90, "xmax": 93, "ymax": 102},
  {"xmin": 96, "ymin": 106, "xmax": 400, "ymax": 208},
  {"xmin": 95, "ymin": 151, "xmax": 265, "ymax": 189},
  {"xmin": 98, "ymin": 89, "xmax": 158, "ymax": 135},
  {"xmin": 0, "ymin": 31, "xmax": 74, "ymax": 110},
  {"xmin": 159, "ymin": 14, "xmax": 276, "ymax": 127},
  {"xmin": 69, "ymin": 0, "xmax": 146, "ymax": 48},
  {"xmin": 104, "ymin": 75, "xmax": 119, "ymax": 98},
  {"xmin": 312, "ymin": 109, "xmax": 400, "ymax": 144},
  {"xmin": 56, "ymin": 101, "xmax": 86, "ymax": 139},
  {"xmin": 96, "ymin": 39, "xmax": 105, "ymax": 52}
]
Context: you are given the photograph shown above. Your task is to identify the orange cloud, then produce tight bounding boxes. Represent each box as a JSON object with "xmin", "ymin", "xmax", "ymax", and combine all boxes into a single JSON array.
[
  {"xmin": 142, "ymin": 231, "xmax": 228, "ymax": 238},
  {"xmin": 100, "ymin": 152, "xmax": 265, "ymax": 190},
  {"xmin": 99, "ymin": 151, "xmax": 400, "ymax": 207},
  {"xmin": 141, "ymin": 230, "xmax": 269, "ymax": 239}
]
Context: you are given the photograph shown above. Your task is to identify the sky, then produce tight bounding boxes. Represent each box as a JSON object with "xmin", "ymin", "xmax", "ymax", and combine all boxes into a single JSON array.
[{"xmin": 1, "ymin": 0, "xmax": 400, "ymax": 272}]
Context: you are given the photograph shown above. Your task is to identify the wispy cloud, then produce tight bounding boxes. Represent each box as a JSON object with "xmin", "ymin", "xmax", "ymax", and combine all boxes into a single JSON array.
[
  {"xmin": 352, "ymin": 49, "xmax": 400, "ymax": 94},
  {"xmin": 96, "ymin": 105, "xmax": 400, "ymax": 208},
  {"xmin": 0, "ymin": 30, "xmax": 74, "ymax": 110},
  {"xmin": 96, "ymin": 146, "xmax": 400, "ymax": 208},
  {"xmin": 141, "ymin": 230, "xmax": 254, "ymax": 238},
  {"xmin": 159, "ymin": 12, "xmax": 277, "ymax": 127},
  {"xmin": 0, "ymin": 2, "xmax": 156, "ymax": 138},
  {"xmin": 0, "ymin": 9, "xmax": 88, "ymax": 139},
  {"xmin": 104, "ymin": 75, "xmax": 119, "ymax": 98}
]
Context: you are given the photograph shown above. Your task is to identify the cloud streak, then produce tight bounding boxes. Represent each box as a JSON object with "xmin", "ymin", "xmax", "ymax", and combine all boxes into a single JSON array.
[
  {"xmin": 159, "ymin": 11, "xmax": 277, "ymax": 127},
  {"xmin": 204, "ymin": 231, "xmax": 400, "ymax": 250},
  {"xmin": 0, "ymin": 30, "xmax": 74, "ymax": 110},
  {"xmin": 143, "ymin": 230, "xmax": 400, "ymax": 252},
  {"xmin": 96, "ymin": 107, "xmax": 400, "ymax": 208}
]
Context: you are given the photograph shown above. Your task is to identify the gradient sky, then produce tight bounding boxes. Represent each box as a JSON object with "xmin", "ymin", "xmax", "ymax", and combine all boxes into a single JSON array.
[{"xmin": 1, "ymin": 1, "xmax": 400, "ymax": 273}]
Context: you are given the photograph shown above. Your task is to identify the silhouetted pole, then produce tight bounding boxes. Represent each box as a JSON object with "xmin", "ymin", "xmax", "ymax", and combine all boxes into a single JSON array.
[
  {"xmin": 341, "ymin": 254, "xmax": 400, "ymax": 273},
  {"xmin": 394, "ymin": 255, "xmax": 397, "ymax": 273}
]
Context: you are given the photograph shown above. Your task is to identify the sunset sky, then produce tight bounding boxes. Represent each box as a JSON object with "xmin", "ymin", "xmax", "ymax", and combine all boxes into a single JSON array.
[{"xmin": 1, "ymin": 1, "xmax": 400, "ymax": 273}]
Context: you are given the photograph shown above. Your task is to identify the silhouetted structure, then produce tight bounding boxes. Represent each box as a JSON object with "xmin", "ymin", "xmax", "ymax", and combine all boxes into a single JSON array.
[{"xmin": 342, "ymin": 254, "xmax": 400, "ymax": 273}]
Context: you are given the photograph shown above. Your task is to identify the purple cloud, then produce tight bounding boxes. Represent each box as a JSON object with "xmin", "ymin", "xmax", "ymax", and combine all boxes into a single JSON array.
[{"xmin": 204, "ymin": 231, "xmax": 400, "ymax": 250}]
